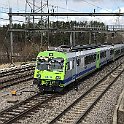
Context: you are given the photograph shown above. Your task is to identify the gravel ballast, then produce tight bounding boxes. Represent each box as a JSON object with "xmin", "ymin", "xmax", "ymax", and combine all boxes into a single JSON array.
[
  {"xmin": 17, "ymin": 59, "xmax": 124, "ymax": 124},
  {"xmin": 0, "ymin": 58, "xmax": 123, "ymax": 124},
  {"xmin": 81, "ymin": 72, "xmax": 124, "ymax": 124},
  {"xmin": 0, "ymin": 80, "xmax": 39, "ymax": 112}
]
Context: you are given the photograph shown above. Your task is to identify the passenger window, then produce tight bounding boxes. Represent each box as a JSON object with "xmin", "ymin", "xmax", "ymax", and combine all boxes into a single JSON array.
[
  {"xmin": 100, "ymin": 51, "xmax": 106, "ymax": 58},
  {"xmin": 70, "ymin": 61, "xmax": 72, "ymax": 70},
  {"xmin": 85, "ymin": 54, "xmax": 96, "ymax": 65},
  {"xmin": 110, "ymin": 50, "xmax": 114, "ymax": 55},
  {"xmin": 72, "ymin": 60, "xmax": 75, "ymax": 69},
  {"xmin": 85, "ymin": 56, "xmax": 90, "ymax": 65},
  {"xmin": 67, "ymin": 62, "xmax": 70, "ymax": 70},
  {"xmin": 80, "ymin": 58, "xmax": 84, "ymax": 66},
  {"xmin": 67, "ymin": 60, "xmax": 74, "ymax": 70},
  {"xmin": 77, "ymin": 58, "xmax": 81, "ymax": 66}
]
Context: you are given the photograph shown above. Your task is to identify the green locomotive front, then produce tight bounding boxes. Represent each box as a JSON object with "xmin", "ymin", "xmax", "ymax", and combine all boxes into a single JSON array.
[{"xmin": 34, "ymin": 51, "xmax": 66, "ymax": 92}]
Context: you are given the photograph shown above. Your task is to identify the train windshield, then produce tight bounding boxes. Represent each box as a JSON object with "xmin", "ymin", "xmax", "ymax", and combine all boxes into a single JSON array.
[{"xmin": 37, "ymin": 57, "xmax": 64, "ymax": 72}]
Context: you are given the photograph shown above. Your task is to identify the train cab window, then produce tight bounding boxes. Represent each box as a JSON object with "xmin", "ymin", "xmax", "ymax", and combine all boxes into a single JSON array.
[{"xmin": 37, "ymin": 57, "xmax": 64, "ymax": 71}]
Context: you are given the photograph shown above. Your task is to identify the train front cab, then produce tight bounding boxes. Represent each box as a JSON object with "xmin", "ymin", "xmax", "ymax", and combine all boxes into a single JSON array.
[{"xmin": 33, "ymin": 51, "xmax": 67, "ymax": 92}]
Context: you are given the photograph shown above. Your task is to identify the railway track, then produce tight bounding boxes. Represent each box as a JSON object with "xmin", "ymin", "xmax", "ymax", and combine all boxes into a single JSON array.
[
  {"xmin": 0, "ymin": 70, "xmax": 34, "ymax": 89},
  {"xmin": 48, "ymin": 63, "xmax": 124, "ymax": 124},
  {"xmin": 0, "ymin": 93, "xmax": 57, "ymax": 124},
  {"xmin": 0, "ymin": 58, "xmax": 123, "ymax": 124},
  {"xmin": 0, "ymin": 64, "xmax": 35, "ymax": 89},
  {"xmin": 0, "ymin": 64, "xmax": 34, "ymax": 78}
]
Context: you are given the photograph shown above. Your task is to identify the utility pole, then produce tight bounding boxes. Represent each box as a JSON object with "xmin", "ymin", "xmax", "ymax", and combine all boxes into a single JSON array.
[
  {"xmin": 93, "ymin": 33, "xmax": 96, "ymax": 44},
  {"xmin": 33, "ymin": 0, "xmax": 35, "ymax": 27},
  {"xmin": 9, "ymin": 8, "xmax": 13, "ymax": 64},
  {"xmin": 40, "ymin": 0, "xmax": 43, "ymax": 50},
  {"xmin": 66, "ymin": 0, "xmax": 68, "ymax": 21},
  {"xmin": 73, "ymin": 32, "xmax": 76, "ymax": 46},
  {"xmin": 70, "ymin": 32, "xmax": 73, "ymax": 46},
  {"xmin": 89, "ymin": 31, "xmax": 91, "ymax": 44},
  {"xmin": 32, "ymin": 0, "xmax": 35, "ymax": 43},
  {"xmin": 72, "ymin": 25, "xmax": 76, "ymax": 46},
  {"xmin": 48, "ymin": 9, "xmax": 50, "ymax": 48},
  {"xmin": 25, "ymin": 0, "xmax": 27, "ymax": 46},
  {"xmin": 47, "ymin": 0, "xmax": 50, "ymax": 49}
]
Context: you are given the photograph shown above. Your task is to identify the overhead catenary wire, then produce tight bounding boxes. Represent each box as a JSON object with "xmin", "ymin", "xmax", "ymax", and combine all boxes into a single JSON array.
[
  {"xmin": 1, "ymin": 0, "xmax": 123, "ymax": 14},
  {"xmin": 27, "ymin": 0, "xmax": 79, "ymax": 13},
  {"xmin": 81, "ymin": 0, "xmax": 112, "ymax": 13},
  {"xmin": 1, "ymin": 0, "xmax": 114, "ymax": 25}
]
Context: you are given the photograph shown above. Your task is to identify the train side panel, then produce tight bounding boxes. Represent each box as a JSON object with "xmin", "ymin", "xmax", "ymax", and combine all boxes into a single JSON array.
[{"xmin": 33, "ymin": 44, "xmax": 124, "ymax": 92}]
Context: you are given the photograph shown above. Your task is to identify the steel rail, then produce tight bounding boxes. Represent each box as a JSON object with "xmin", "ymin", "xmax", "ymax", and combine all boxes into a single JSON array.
[
  {"xmin": 0, "ymin": 93, "xmax": 57, "ymax": 124},
  {"xmin": 0, "ymin": 71, "xmax": 33, "ymax": 89},
  {"xmin": 48, "ymin": 63, "xmax": 123, "ymax": 124},
  {"xmin": 74, "ymin": 67, "xmax": 124, "ymax": 124},
  {"xmin": 0, "ymin": 65, "xmax": 34, "ymax": 78}
]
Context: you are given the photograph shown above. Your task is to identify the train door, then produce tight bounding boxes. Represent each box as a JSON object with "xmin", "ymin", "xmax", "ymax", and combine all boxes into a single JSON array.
[
  {"xmin": 70, "ymin": 58, "xmax": 76, "ymax": 81},
  {"xmin": 64, "ymin": 57, "xmax": 76, "ymax": 85},
  {"xmin": 110, "ymin": 48, "xmax": 114, "ymax": 61},
  {"xmin": 96, "ymin": 48, "xmax": 100, "ymax": 69}
]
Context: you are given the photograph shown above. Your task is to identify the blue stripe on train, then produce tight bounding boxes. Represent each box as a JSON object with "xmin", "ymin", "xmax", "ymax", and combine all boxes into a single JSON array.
[
  {"xmin": 63, "ymin": 65, "xmax": 96, "ymax": 84},
  {"xmin": 100, "ymin": 60, "xmax": 107, "ymax": 66},
  {"xmin": 63, "ymin": 60, "xmax": 107, "ymax": 85}
]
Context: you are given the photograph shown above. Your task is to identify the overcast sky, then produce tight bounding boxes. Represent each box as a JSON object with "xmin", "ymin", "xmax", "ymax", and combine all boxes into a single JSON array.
[{"xmin": 1, "ymin": 0, "xmax": 124, "ymax": 25}]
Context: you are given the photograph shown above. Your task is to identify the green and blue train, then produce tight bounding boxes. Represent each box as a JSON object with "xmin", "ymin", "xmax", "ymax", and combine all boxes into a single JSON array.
[{"xmin": 33, "ymin": 44, "xmax": 124, "ymax": 92}]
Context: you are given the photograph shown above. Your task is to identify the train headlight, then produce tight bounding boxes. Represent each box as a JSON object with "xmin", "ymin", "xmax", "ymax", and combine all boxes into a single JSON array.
[
  {"xmin": 37, "ymin": 74, "xmax": 41, "ymax": 78},
  {"xmin": 56, "ymin": 76, "xmax": 61, "ymax": 80}
]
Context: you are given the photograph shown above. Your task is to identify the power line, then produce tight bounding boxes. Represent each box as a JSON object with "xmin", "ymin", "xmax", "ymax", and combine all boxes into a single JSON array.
[
  {"xmin": 8, "ymin": 12, "xmax": 124, "ymax": 16},
  {"xmin": 81, "ymin": 0, "xmax": 112, "ymax": 13},
  {"xmin": 27, "ymin": 0, "xmax": 79, "ymax": 12}
]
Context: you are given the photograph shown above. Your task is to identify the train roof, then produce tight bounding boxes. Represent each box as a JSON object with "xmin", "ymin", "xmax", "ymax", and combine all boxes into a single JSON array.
[
  {"xmin": 41, "ymin": 44, "xmax": 124, "ymax": 59},
  {"xmin": 48, "ymin": 44, "xmax": 124, "ymax": 53},
  {"xmin": 65, "ymin": 46, "xmax": 111, "ymax": 58},
  {"xmin": 113, "ymin": 44, "xmax": 124, "ymax": 49},
  {"xmin": 71, "ymin": 44, "xmax": 105, "ymax": 52}
]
